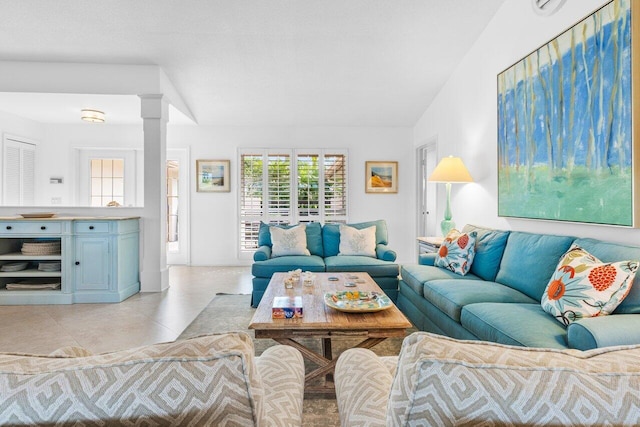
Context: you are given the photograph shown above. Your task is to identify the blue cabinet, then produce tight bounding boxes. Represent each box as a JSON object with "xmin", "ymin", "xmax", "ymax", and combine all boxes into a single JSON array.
[{"xmin": 0, "ymin": 217, "xmax": 139, "ymax": 305}]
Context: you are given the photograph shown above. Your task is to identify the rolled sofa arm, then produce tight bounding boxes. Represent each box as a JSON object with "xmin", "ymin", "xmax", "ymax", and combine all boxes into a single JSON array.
[
  {"xmin": 568, "ymin": 314, "xmax": 640, "ymax": 350},
  {"xmin": 256, "ymin": 345, "xmax": 305, "ymax": 427},
  {"xmin": 253, "ymin": 245, "xmax": 272, "ymax": 261},
  {"xmin": 419, "ymin": 253, "xmax": 438, "ymax": 266},
  {"xmin": 335, "ymin": 348, "xmax": 394, "ymax": 427},
  {"xmin": 376, "ymin": 244, "xmax": 397, "ymax": 261}
]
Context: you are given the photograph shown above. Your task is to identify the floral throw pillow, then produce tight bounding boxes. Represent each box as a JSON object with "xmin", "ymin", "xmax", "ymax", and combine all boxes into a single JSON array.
[
  {"xmin": 434, "ymin": 229, "xmax": 477, "ymax": 276},
  {"xmin": 270, "ymin": 224, "xmax": 310, "ymax": 257},
  {"xmin": 541, "ymin": 244, "xmax": 638, "ymax": 326},
  {"xmin": 338, "ymin": 224, "xmax": 377, "ymax": 257}
]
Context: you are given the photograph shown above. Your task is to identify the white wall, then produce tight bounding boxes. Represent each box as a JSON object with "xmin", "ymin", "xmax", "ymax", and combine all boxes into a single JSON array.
[
  {"xmin": 0, "ymin": 121, "xmax": 415, "ymax": 265},
  {"xmin": 168, "ymin": 125, "xmax": 415, "ymax": 265},
  {"xmin": 413, "ymin": 0, "xmax": 640, "ymax": 246}
]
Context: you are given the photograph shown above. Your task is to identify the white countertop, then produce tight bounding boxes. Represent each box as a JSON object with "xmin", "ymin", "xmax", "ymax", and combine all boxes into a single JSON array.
[{"xmin": 0, "ymin": 216, "xmax": 140, "ymax": 221}]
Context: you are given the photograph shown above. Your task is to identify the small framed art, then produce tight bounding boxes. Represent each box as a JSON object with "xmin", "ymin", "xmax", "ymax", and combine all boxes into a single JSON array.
[
  {"xmin": 365, "ymin": 161, "xmax": 398, "ymax": 194},
  {"xmin": 196, "ymin": 159, "xmax": 230, "ymax": 192}
]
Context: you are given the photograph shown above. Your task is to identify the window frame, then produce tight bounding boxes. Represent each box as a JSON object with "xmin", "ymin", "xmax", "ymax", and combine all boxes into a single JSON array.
[
  {"xmin": 76, "ymin": 148, "xmax": 141, "ymax": 207},
  {"xmin": 238, "ymin": 148, "xmax": 348, "ymax": 258}
]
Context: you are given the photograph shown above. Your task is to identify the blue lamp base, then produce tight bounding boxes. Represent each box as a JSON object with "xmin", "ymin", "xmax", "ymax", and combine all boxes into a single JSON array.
[
  {"xmin": 440, "ymin": 182, "xmax": 455, "ymax": 236},
  {"xmin": 440, "ymin": 219, "xmax": 455, "ymax": 237}
]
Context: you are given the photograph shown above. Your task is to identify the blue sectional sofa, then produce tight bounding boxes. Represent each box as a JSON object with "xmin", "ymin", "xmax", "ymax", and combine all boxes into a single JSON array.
[
  {"xmin": 251, "ymin": 220, "xmax": 399, "ymax": 307},
  {"xmin": 398, "ymin": 224, "xmax": 640, "ymax": 350}
]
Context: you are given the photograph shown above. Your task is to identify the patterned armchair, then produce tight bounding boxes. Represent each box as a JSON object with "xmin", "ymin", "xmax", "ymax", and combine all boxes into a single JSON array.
[
  {"xmin": 335, "ymin": 331, "xmax": 640, "ymax": 426},
  {"xmin": 0, "ymin": 332, "xmax": 304, "ymax": 426}
]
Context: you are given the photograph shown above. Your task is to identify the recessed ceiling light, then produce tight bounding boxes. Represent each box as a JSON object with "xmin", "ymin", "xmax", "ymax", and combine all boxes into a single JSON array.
[{"xmin": 81, "ymin": 109, "xmax": 105, "ymax": 123}]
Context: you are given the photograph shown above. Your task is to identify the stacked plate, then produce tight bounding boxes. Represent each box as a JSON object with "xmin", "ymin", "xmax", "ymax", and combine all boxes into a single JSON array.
[
  {"xmin": 38, "ymin": 262, "xmax": 61, "ymax": 272},
  {"xmin": 21, "ymin": 241, "xmax": 61, "ymax": 256},
  {"xmin": 6, "ymin": 280, "xmax": 61, "ymax": 290},
  {"xmin": 1, "ymin": 262, "xmax": 28, "ymax": 272}
]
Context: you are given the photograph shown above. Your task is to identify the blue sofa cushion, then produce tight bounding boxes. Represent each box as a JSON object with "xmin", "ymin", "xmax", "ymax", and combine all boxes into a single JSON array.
[
  {"xmin": 257, "ymin": 221, "xmax": 324, "ymax": 257},
  {"xmin": 252, "ymin": 255, "xmax": 325, "ymax": 278},
  {"xmin": 462, "ymin": 225, "xmax": 510, "ymax": 282},
  {"xmin": 400, "ymin": 264, "xmax": 478, "ymax": 297},
  {"xmin": 424, "ymin": 279, "xmax": 537, "ymax": 323},
  {"xmin": 568, "ymin": 314, "xmax": 640, "ymax": 350},
  {"xmin": 323, "ymin": 220, "xmax": 389, "ymax": 257},
  {"xmin": 495, "ymin": 231, "xmax": 574, "ymax": 302},
  {"xmin": 573, "ymin": 238, "xmax": 640, "ymax": 314},
  {"xmin": 324, "ymin": 255, "xmax": 398, "ymax": 278},
  {"xmin": 401, "ymin": 264, "xmax": 479, "ymax": 297},
  {"xmin": 461, "ymin": 303, "xmax": 568, "ymax": 349}
]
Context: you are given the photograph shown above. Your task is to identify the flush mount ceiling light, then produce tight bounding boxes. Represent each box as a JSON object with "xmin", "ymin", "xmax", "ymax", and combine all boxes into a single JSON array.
[
  {"xmin": 80, "ymin": 109, "xmax": 105, "ymax": 123},
  {"xmin": 532, "ymin": 0, "xmax": 567, "ymax": 16}
]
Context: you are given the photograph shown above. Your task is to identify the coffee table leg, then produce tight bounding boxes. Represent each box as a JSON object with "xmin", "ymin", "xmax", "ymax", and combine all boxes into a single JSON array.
[
  {"xmin": 273, "ymin": 336, "xmax": 389, "ymax": 394},
  {"xmin": 322, "ymin": 337, "xmax": 333, "ymax": 383}
]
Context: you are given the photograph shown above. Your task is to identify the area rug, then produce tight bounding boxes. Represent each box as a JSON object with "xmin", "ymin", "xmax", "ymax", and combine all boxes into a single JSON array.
[{"xmin": 178, "ymin": 293, "xmax": 410, "ymax": 427}]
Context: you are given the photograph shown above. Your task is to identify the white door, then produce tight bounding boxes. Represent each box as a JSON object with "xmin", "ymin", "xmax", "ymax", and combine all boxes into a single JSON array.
[
  {"xmin": 166, "ymin": 148, "xmax": 190, "ymax": 265},
  {"xmin": 417, "ymin": 140, "xmax": 438, "ymax": 237},
  {"xmin": 3, "ymin": 135, "xmax": 36, "ymax": 206}
]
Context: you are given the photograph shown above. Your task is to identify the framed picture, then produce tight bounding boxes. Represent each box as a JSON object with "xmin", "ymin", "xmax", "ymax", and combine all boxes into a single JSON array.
[
  {"xmin": 497, "ymin": 0, "xmax": 638, "ymax": 227},
  {"xmin": 196, "ymin": 159, "xmax": 230, "ymax": 192},
  {"xmin": 365, "ymin": 161, "xmax": 398, "ymax": 193}
]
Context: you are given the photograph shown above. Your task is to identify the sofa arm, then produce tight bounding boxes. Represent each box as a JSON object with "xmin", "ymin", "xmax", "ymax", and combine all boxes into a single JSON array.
[
  {"xmin": 568, "ymin": 314, "xmax": 640, "ymax": 350},
  {"xmin": 376, "ymin": 244, "xmax": 397, "ymax": 261},
  {"xmin": 419, "ymin": 253, "xmax": 437, "ymax": 266},
  {"xmin": 253, "ymin": 245, "xmax": 272, "ymax": 261},
  {"xmin": 256, "ymin": 345, "xmax": 305, "ymax": 427},
  {"xmin": 335, "ymin": 348, "xmax": 394, "ymax": 427}
]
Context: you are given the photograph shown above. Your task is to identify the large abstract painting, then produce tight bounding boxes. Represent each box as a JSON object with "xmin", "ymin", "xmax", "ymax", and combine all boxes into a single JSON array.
[{"xmin": 497, "ymin": 0, "xmax": 636, "ymax": 226}]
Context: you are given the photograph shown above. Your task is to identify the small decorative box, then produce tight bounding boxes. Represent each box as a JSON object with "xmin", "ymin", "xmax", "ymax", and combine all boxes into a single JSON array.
[{"xmin": 272, "ymin": 296, "xmax": 303, "ymax": 319}]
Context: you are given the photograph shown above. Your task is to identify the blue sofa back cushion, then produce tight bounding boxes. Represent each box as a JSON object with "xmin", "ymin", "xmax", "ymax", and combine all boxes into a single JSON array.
[
  {"xmin": 322, "ymin": 220, "xmax": 389, "ymax": 257},
  {"xmin": 495, "ymin": 231, "xmax": 574, "ymax": 302},
  {"xmin": 573, "ymin": 238, "xmax": 640, "ymax": 314},
  {"xmin": 462, "ymin": 225, "xmax": 510, "ymax": 282},
  {"xmin": 257, "ymin": 221, "xmax": 324, "ymax": 257}
]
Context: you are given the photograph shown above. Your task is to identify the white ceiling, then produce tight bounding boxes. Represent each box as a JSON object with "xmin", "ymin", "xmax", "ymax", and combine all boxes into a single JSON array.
[{"xmin": 0, "ymin": 0, "xmax": 505, "ymax": 126}]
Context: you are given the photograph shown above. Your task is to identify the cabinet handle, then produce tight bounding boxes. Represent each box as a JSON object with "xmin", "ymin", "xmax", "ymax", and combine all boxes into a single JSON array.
[
  {"xmin": 40, "ymin": 226, "xmax": 46, "ymax": 230},
  {"xmin": 89, "ymin": 226, "xmax": 94, "ymax": 230},
  {"xmin": 5, "ymin": 226, "xmax": 11, "ymax": 230},
  {"xmin": 75, "ymin": 261, "xmax": 80, "ymax": 265}
]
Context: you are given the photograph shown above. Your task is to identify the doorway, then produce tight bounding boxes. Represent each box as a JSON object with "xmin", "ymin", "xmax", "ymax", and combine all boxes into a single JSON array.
[
  {"xmin": 166, "ymin": 148, "xmax": 190, "ymax": 265},
  {"xmin": 417, "ymin": 139, "xmax": 438, "ymax": 237}
]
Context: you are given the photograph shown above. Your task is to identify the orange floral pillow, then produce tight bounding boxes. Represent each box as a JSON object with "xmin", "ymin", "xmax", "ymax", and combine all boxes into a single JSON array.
[
  {"xmin": 541, "ymin": 244, "xmax": 638, "ymax": 326},
  {"xmin": 434, "ymin": 229, "xmax": 477, "ymax": 276}
]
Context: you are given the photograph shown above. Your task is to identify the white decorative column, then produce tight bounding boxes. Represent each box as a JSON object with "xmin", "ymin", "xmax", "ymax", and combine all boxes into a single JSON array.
[{"xmin": 139, "ymin": 94, "xmax": 169, "ymax": 292}]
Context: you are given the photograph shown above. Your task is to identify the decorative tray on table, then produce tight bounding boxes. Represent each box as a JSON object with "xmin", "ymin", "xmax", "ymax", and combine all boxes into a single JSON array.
[{"xmin": 323, "ymin": 290, "xmax": 392, "ymax": 313}]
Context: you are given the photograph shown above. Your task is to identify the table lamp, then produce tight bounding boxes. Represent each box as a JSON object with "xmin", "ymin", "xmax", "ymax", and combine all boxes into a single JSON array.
[{"xmin": 428, "ymin": 156, "xmax": 473, "ymax": 236}]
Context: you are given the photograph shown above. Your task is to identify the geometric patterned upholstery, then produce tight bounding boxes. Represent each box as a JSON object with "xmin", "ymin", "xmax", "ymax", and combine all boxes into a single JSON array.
[
  {"xmin": 0, "ymin": 333, "xmax": 305, "ymax": 427},
  {"xmin": 256, "ymin": 345, "xmax": 305, "ymax": 427},
  {"xmin": 335, "ymin": 348, "xmax": 394, "ymax": 427},
  {"xmin": 336, "ymin": 332, "xmax": 640, "ymax": 426}
]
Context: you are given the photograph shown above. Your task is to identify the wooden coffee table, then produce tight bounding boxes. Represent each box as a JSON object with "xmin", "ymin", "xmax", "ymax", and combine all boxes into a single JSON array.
[{"xmin": 249, "ymin": 272, "xmax": 411, "ymax": 394}]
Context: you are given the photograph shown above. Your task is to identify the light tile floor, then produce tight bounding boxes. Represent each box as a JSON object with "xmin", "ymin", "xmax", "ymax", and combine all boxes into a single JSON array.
[{"xmin": 0, "ymin": 266, "xmax": 253, "ymax": 354}]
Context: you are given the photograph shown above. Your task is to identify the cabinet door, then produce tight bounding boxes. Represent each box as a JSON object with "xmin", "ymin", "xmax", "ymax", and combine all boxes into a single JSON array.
[{"xmin": 74, "ymin": 237, "xmax": 110, "ymax": 291}]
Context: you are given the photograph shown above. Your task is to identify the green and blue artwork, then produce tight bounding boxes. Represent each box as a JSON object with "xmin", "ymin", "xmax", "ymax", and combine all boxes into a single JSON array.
[{"xmin": 497, "ymin": 0, "xmax": 633, "ymax": 226}]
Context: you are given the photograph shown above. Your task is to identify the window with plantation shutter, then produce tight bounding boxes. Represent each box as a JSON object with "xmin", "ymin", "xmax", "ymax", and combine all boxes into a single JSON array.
[
  {"xmin": 239, "ymin": 149, "xmax": 347, "ymax": 254},
  {"xmin": 239, "ymin": 153, "xmax": 265, "ymax": 252},
  {"xmin": 267, "ymin": 154, "xmax": 291, "ymax": 220},
  {"xmin": 297, "ymin": 153, "xmax": 319, "ymax": 221},
  {"xmin": 323, "ymin": 153, "xmax": 347, "ymax": 221}
]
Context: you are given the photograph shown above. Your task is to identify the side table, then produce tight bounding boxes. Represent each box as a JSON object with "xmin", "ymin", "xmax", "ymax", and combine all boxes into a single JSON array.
[{"xmin": 417, "ymin": 236, "xmax": 443, "ymax": 256}]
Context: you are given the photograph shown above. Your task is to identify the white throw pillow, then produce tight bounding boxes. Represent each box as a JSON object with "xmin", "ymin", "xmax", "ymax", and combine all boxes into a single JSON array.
[
  {"xmin": 338, "ymin": 224, "xmax": 376, "ymax": 257},
  {"xmin": 270, "ymin": 224, "xmax": 310, "ymax": 257}
]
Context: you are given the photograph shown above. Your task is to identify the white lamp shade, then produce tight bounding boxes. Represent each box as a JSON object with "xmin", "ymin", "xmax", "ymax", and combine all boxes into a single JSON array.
[{"xmin": 428, "ymin": 156, "xmax": 473, "ymax": 183}]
